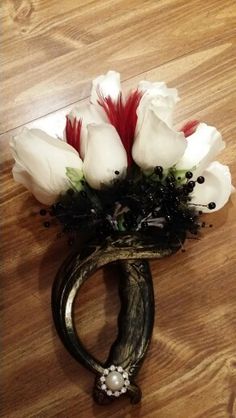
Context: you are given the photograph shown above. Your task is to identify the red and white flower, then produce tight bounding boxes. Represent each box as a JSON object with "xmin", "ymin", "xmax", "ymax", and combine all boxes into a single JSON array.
[{"xmin": 10, "ymin": 70, "xmax": 233, "ymax": 212}]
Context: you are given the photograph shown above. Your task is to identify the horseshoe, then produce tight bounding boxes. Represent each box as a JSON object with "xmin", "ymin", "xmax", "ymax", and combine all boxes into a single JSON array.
[{"xmin": 51, "ymin": 233, "xmax": 182, "ymax": 404}]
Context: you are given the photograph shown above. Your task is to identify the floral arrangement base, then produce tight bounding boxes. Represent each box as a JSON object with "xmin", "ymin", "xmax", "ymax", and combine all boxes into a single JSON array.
[{"xmin": 51, "ymin": 233, "xmax": 182, "ymax": 404}]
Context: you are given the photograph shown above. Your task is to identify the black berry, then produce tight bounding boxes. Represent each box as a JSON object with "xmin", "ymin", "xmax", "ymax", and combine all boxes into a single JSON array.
[
  {"xmin": 208, "ymin": 202, "xmax": 216, "ymax": 210},
  {"xmin": 154, "ymin": 166, "xmax": 163, "ymax": 176},
  {"xmin": 197, "ymin": 176, "xmax": 205, "ymax": 184},
  {"xmin": 185, "ymin": 171, "xmax": 193, "ymax": 179},
  {"xmin": 188, "ymin": 181, "xmax": 196, "ymax": 189}
]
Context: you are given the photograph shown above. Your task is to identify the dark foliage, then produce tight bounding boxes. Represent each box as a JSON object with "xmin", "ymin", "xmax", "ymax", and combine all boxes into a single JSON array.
[{"xmin": 47, "ymin": 166, "xmax": 203, "ymax": 248}]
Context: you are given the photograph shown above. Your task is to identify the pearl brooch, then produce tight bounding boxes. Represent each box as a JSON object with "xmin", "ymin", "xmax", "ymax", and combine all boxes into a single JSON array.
[{"xmin": 99, "ymin": 365, "xmax": 130, "ymax": 397}]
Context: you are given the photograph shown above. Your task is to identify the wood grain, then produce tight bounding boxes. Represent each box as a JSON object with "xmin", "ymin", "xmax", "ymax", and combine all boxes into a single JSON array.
[{"xmin": 1, "ymin": 0, "xmax": 236, "ymax": 417}]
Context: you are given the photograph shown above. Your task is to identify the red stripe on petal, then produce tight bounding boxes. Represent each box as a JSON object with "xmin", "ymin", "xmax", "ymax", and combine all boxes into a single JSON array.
[
  {"xmin": 123, "ymin": 90, "xmax": 143, "ymax": 165},
  {"xmin": 65, "ymin": 116, "xmax": 82, "ymax": 156},
  {"xmin": 180, "ymin": 120, "xmax": 199, "ymax": 137},
  {"xmin": 98, "ymin": 89, "xmax": 143, "ymax": 165}
]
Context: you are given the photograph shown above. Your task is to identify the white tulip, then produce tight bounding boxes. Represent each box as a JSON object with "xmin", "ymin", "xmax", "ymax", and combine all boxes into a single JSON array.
[
  {"xmin": 137, "ymin": 80, "xmax": 179, "ymax": 129},
  {"xmin": 10, "ymin": 128, "xmax": 83, "ymax": 205},
  {"xmin": 132, "ymin": 107, "xmax": 187, "ymax": 170},
  {"xmin": 176, "ymin": 123, "xmax": 225, "ymax": 177},
  {"xmin": 190, "ymin": 161, "xmax": 233, "ymax": 212},
  {"xmin": 138, "ymin": 80, "xmax": 179, "ymax": 102},
  {"xmin": 83, "ymin": 123, "xmax": 127, "ymax": 189},
  {"xmin": 67, "ymin": 102, "xmax": 107, "ymax": 158},
  {"xmin": 90, "ymin": 70, "xmax": 121, "ymax": 105}
]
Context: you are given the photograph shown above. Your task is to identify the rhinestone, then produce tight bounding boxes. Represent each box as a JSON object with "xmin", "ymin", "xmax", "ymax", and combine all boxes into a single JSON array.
[
  {"xmin": 125, "ymin": 380, "xmax": 130, "ymax": 386},
  {"xmin": 117, "ymin": 366, "xmax": 123, "ymax": 372},
  {"xmin": 101, "ymin": 384, "xmax": 107, "ymax": 390},
  {"xmin": 121, "ymin": 387, "xmax": 127, "ymax": 393},
  {"xmin": 114, "ymin": 391, "xmax": 120, "ymax": 397},
  {"xmin": 107, "ymin": 390, "xmax": 112, "ymax": 396},
  {"xmin": 103, "ymin": 369, "xmax": 109, "ymax": 375},
  {"xmin": 100, "ymin": 376, "xmax": 106, "ymax": 382},
  {"xmin": 110, "ymin": 365, "xmax": 116, "ymax": 371}
]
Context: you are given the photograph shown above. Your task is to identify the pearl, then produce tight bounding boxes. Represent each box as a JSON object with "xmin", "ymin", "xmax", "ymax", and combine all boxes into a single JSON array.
[
  {"xmin": 188, "ymin": 181, "xmax": 195, "ymax": 189},
  {"xmin": 105, "ymin": 371, "xmax": 125, "ymax": 391},
  {"xmin": 208, "ymin": 201, "xmax": 216, "ymax": 210},
  {"xmin": 197, "ymin": 176, "xmax": 205, "ymax": 184},
  {"xmin": 154, "ymin": 166, "xmax": 163, "ymax": 177},
  {"xmin": 185, "ymin": 171, "xmax": 193, "ymax": 179}
]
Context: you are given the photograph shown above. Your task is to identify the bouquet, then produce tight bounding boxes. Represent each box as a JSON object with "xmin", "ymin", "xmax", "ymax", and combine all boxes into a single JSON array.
[
  {"xmin": 10, "ymin": 71, "xmax": 233, "ymax": 403},
  {"xmin": 10, "ymin": 71, "xmax": 232, "ymax": 245}
]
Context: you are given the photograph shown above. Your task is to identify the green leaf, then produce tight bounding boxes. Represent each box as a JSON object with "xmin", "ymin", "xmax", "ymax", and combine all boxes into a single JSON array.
[
  {"xmin": 117, "ymin": 215, "xmax": 126, "ymax": 231},
  {"xmin": 172, "ymin": 165, "xmax": 197, "ymax": 183},
  {"xmin": 66, "ymin": 167, "xmax": 84, "ymax": 191}
]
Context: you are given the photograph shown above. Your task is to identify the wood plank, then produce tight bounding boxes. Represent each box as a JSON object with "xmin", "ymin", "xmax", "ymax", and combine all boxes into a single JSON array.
[
  {"xmin": 1, "ymin": 0, "xmax": 236, "ymax": 417},
  {"xmin": 1, "ymin": 0, "xmax": 236, "ymax": 132}
]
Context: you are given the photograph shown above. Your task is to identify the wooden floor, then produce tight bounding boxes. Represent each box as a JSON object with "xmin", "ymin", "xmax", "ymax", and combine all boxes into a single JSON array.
[{"xmin": 1, "ymin": 1, "xmax": 236, "ymax": 417}]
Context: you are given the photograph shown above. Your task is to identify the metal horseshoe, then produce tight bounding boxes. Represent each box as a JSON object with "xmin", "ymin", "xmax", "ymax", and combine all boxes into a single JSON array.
[{"xmin": 51, "ymin": 233, "xmax": 181, "ymax": 404}]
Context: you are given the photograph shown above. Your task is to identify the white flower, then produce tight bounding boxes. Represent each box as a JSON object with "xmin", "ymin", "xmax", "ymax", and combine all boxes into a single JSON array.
[
  {"xmin": 64, "ymin": 71, "xmax": 233, "ymax": 213},
  {"xmin": 67, "ymin": 102, "xmax": 107, "ymax": 158},
  {"xmin": 176, "ymin": 123, "xmax": 225, "ymax": 177},
  {"xmin": 132, "ymin": 79, "xmax": 186, "ymax": 170},
  {"xmin": 132, "ymin": 106, "xmax": 187, "ymax": 170},
  {"xmin": 173, "ymin": 122, "xmax": 231, "ymax": 212},
  {"xmin": 137, "ymin": 80, "xmax": 179, "ymax": 129},
  {"xmin": 131, "ymin": 79, "xmax": 232, "ymax": 213},
  {"xmin": 90, "ymin": 70, "xmax": 121, "ymax": 105},
  {"xmin": 83, "ymin": 123, "xmax": 127, "ymax": 189},
  {"xmin": 10, "ymin": 128, "xmax": 83, "ymax": 205},
  {"xmin": 190, "ymin": 162, "xmax": 233, "ymax": 212}
]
